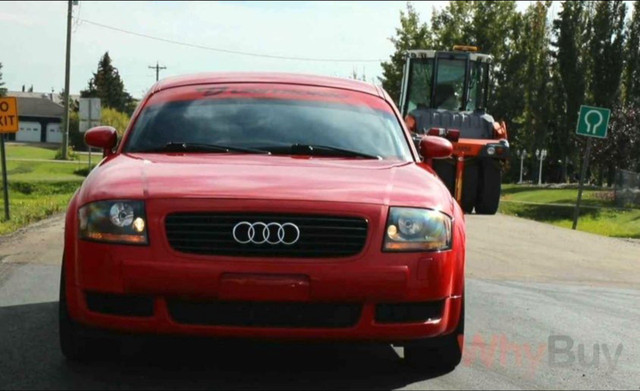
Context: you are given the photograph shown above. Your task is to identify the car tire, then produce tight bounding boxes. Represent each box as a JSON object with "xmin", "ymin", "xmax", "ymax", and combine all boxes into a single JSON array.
[
  {"xmin": 404, "ymin": 295, "xmax": 464, "ymax": 372},
  {"xmin": 460, "ymin": 163, "xmax": 478, "ymax": 214},
  {"xmin": 59, "ymin": 259, "xmax": 110, "ymax": 362},
  {"xmin": 475, "ymin": 159, "xmax": 502, "ymax": 215}
]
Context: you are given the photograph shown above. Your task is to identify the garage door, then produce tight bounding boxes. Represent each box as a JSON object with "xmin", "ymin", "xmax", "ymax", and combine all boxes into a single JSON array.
[
  {"xmin": 15, "ymin": 121, "xmax": 42, "ymax": 142},
  {"xmin": 46, "ymin": 123, "xmax": 63, "ymax": 143}
]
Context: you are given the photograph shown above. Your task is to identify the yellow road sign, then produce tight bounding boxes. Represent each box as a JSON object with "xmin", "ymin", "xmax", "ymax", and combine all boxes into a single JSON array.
[{"xmin": 0, "ymin": 97, "xmax": 19, "ymax": 133}]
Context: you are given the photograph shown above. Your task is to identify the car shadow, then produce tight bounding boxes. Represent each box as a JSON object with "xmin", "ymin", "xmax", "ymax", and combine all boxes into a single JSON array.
[{"xmin": 0, "ymin": 301, "xmax": 452, "ymax": 390}]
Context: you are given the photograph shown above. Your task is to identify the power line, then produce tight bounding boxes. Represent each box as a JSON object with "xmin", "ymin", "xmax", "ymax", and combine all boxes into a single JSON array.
[{"xmin": 76, "ymin": 17, "xmax": 384, "ymax": 63}]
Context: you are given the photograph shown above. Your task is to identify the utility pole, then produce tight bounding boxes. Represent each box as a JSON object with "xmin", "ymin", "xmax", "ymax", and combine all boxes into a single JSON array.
[
  {"xmin": 148, "ymin": 61, "xmax": 167, "ymax": 82},
  {"xmin": 61, "ymin": 0, "xmax": 74, "ymax": 160}
]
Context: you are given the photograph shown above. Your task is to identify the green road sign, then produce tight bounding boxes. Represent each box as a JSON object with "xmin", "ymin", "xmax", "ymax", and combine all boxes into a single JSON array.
[{"xmin": 576, "ymin": 105, "xmax": 610, "ymax": 139}]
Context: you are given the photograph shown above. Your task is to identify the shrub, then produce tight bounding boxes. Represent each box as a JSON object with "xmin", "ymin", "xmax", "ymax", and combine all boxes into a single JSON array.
[{"xmin": 54, "ymin": 145, "xmax": 79, "ymax": 161}]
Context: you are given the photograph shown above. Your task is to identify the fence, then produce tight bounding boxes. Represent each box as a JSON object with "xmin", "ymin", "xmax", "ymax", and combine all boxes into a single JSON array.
[{"xmin": 614, "ymin": 169, "xmax": 640, "ymax": 208}]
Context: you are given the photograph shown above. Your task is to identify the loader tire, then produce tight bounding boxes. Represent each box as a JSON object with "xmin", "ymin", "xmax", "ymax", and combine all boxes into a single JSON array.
[
  {"xmin": 460, "ymin": 164, "xmax": 478, "ymax": 214},
  {"xmin": 432, "ymin": 159, "xmax": 455, "ymax": 194},
  {"xmin": 475, "ymin": 159, "xmax": 502, "ymax": 215}
]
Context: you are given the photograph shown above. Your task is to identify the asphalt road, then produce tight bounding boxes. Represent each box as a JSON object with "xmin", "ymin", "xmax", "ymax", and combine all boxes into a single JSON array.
[{"xmin": 1, "ymin": 213, "xmax": 639, "ymax": 390}]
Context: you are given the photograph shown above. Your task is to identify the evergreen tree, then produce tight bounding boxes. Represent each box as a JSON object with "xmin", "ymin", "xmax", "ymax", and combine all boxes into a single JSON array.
[
  {"xmin": 58, "ymin": 88, "xmax": 79, "ymax": 112},
  {"xmin": 587, "ymin": 1, "xmax": 626, "ymax": 108},
  {"xmin": 623, "ymin": 1, "xmax": 640, "ymax": 171},
  {"xmin": 490, "ymin": 9, "xmax": 528, "ymax": 152},
  {"xmin": 520, "ymin": 2, "xmax": 553, "ymax": 182},
  {"xmin": 81, "ymin": 52, "xmax": 134, "ymax": 115},
  {"xmin": 588, "ymin": 1, "xmax": 627, "ymax": 185},
  {"xmin": 471, "ymin": 1, "xmax": 522, "ymax": 169},
  {"xmin": 551, "ymin": 0, "xmax": 588, "ymax": 181},
  {"xmin": 623, "ymin": 0, "xmax": 640, "ymax": 106},
  {"xmin": 430, "ymin": 1, "xmax": 474, "ymax": 50}
]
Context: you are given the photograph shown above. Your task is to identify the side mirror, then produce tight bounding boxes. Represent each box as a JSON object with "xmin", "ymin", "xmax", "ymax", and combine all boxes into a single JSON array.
[
  {"xmin": 419, "ymin": 135, "xmax": 453, "ymax": 160},
  {"xmin": 85, "ymin": 126, "xmax": 117, "ymax": 156}
]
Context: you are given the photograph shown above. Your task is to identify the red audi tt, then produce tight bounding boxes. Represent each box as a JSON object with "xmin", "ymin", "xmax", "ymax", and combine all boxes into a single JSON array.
[{"xmin": 59, "ymin": 73, "xmax": 466, "ymax": 371}]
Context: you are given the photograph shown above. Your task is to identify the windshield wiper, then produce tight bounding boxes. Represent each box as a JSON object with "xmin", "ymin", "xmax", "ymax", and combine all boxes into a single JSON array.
[
  {"xmin": 266, "ymin": 144, "xmax": 381, "ymax": 160},
  {"xmin": 137, "ymin": 142, "xmax": 270, "ymax": 154}
]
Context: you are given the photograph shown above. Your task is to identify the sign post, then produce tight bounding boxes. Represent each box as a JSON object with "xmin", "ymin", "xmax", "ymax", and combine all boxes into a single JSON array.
[
  {"xmin": 79, "ymin": 98, "xmax": 101, "ymax": 170},
  {"xmin": 572, "ymin": 105, "xmax": 610, "ymax": 230},
  {"xmin": 0, "ymin": 97, "xmax": 20, "ymax": 221}
]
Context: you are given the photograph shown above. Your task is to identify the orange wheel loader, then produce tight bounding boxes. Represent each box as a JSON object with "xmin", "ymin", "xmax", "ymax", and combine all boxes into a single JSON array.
[{"xmin": 400, "ymin": 46, "xmax": 509, "ymax": 214}]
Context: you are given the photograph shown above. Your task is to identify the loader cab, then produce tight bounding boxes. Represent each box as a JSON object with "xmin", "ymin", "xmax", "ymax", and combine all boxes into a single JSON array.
[{"xmin": 399, "ymin": 47, "xmax": 492, "ymax": 117}]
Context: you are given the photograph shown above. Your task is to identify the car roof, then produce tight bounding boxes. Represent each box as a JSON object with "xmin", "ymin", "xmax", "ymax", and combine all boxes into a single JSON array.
[{"xmin": 151, "ymin": 72, "xmax": 383, "ymax": 98}]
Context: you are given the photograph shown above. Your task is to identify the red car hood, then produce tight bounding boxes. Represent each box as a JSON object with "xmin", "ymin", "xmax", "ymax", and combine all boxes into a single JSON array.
[{"xmin": 79, "ymin": 153, "xmax": 453, "ymax": 213}]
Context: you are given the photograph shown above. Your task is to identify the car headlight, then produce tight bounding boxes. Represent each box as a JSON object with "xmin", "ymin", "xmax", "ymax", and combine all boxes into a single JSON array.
[
  {"xmin": 78, "ymin": 200, "xmax": 148, "ymax": 245},
  {"xmin": 383, "ymin": 207, "xmax": 452, "ymax": 252}
]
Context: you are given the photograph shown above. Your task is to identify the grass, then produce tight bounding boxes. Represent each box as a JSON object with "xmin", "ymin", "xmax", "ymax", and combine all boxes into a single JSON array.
[
  {"xmin": 501, "ymin": 184, "xmax": 615, "ymax": 207},
  {"xmin": 0, "ymin": 185, "xmax": 76, "ymax": 235},
  {"xmin": 5, "ymin": 144, "xmax": 58, "ymax": 160},
  {"xmin": 5, "ymin": 144, "xmax": 96, "ymax": 163},
  {"xmin": 0, "ymin": 144, "xmax": 95, "ymax": 235},
  {"xmin": 6, "ymin": 160, "xmax": 90, "ymax": 182},
  {"xmin": 499, "ymin": 184, "xmax": 640, "ymax": 239}
]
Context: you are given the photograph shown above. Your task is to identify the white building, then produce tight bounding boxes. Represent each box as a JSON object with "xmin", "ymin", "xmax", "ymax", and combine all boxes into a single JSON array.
[{"xmin": 5, "ymin": 91, "xmax": 67, "ymax": 144}]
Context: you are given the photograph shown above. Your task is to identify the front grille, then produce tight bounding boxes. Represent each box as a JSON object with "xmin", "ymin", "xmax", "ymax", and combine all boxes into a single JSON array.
[
  {"xmin": 165, "ymin": 213, "xmax": 368, "ymax": 258},
  {"xmin": 167, "ymin": 300, "xmax": 362, "ymax": 328}
]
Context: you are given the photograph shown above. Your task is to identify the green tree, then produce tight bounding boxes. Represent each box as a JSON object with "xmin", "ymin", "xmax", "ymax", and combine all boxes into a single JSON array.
[
  {"xmin": 469, "ymin": 2, "xmax": 523, "ymax": 177},
  {"xmin": 623, "ymin": 0, "xmax": 640, "ymax": 106},
  {"xmin": 58, "ymin": 88, "xmax": 79, "ymax": 112},
  {"xmin": 0, "ymin": 62, "xmax": 6, "ymax": 97},
  {"xmin": 623, "ymin": 1, "xmax": 640, "ymax": 172},
  {"xmin": 550, "ymin": 0, "xmax": 588, "ymax": 182},
  {"xmin": 587, "ymin": 1, "xmax": 626, "ymax": 108},
  {"xmin": 100, "ymin": 107, "xmax": 130, "ymax": 137},
  {"xmin": 81, "ymin": 52, "xmax": 134, "ymax": 115},
  {"xmin": 518, "ymin": 2, "xmax": 553, "ymax": 182},
  {"xmin": 379, "ymin": 2, "xmax": 433, "ymax": 104},
  {"xmin": 430, "ymin": 1, "xmax": 474, "ymax": 50},
  {"xmin": 587, "ymin": 0, "xmax": 627, "ymax": 185},
  {"xmin": 486, "ymin": 8, "xmax": 525, "ymax": 120}
]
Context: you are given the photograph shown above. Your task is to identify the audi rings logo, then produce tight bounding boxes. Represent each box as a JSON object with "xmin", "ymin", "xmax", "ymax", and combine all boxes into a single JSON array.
[{"xmin": 232, "ymin": 222, "xmax": 301, "ymax": 245}]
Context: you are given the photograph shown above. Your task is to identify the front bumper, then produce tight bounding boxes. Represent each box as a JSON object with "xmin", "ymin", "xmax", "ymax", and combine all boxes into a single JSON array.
[
  {"xmin": 65, "ymin": 198, "xmax": 464, "ymax": 342},
  {"xmin": 67, "ymin": 282, "xmax": 462, "ymax": 342},
  {"xmin": 453, "ymin": 139, "xmax": 510, "ymax": 159}
]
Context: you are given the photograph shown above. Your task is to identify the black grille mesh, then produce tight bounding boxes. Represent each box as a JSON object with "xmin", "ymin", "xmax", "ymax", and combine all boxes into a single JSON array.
[{"xmin": 165, "ymin": 213, "xmax": 368, "ymax": 258}]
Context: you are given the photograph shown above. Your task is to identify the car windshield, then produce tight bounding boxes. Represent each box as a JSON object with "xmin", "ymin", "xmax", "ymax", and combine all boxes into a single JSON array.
[{"xmin": 124, "ymin": 85, "xmax": 412, "ymax": 160}]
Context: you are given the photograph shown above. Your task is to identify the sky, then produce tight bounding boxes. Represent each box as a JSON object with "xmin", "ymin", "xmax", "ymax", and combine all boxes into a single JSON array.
[{"xmin": 1, "ymin": 1, "xmax": 544, "ymax": 100}]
